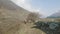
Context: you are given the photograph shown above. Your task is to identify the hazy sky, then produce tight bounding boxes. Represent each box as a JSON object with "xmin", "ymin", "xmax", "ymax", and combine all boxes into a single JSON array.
[{"xmin": 11, "ymin": 0, "xmax": 60, "ymax": 17}]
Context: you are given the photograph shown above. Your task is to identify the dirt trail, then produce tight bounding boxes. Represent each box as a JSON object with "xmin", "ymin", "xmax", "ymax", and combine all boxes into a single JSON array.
[{"xmin": 19, "ymin": 23, "xmax": 46, "ymax": 34}]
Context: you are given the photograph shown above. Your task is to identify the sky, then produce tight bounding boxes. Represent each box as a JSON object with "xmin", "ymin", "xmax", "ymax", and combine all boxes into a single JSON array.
[{"xmin": 11, "ymin": 0, "xmax": 60, "ymax": 17}]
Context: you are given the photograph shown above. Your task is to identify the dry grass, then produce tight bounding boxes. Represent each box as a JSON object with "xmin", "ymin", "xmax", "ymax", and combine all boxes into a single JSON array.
[
  {"xmin": 0, "ymin": 18, "xmax": 21, "ymax": 34},
  {"xmin": 0, "ymin": 0, "xmax": 46, "ymax": 34},
  {"xmin": 19, "ymin": 23, "xmax": 46, "ymax": 34},
  {"xmin": 0, "ymin": 7, "xmax": 46, "ymax": 34},
  {"xmin": 0, "ymin": 8, "xmax": 22, "ymax": 34}
]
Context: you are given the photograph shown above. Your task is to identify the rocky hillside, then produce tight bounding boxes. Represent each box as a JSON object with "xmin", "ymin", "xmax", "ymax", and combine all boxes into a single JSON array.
[
  {"xmin": 0, "ymin": 9, "xmax": 45, "ymax": 34},
  {"xmin": 0, "ymin": 0, "xmax": 30, "ymax": 21},
  {"xmin": 0, "ymin": 0, "xmax": 30, "ymax": 34},
  {"xmin": 0, "ymin": 0, "xmax": 27, "ymax": 10},
  {"xmin": 0, "ymin": 0, "xmax": 46, "ymax": 34}
]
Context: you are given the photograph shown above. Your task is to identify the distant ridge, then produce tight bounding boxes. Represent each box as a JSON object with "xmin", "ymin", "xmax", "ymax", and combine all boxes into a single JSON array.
[{"xmin": 47, "ymin": 11, "xmax": 60, "ymax": 18}]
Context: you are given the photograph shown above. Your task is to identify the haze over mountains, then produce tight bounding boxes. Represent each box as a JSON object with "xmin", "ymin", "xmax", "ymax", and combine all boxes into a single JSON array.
[{"xmin": 47, "ymin": 11, "xmax": 60, "ymax": 18}]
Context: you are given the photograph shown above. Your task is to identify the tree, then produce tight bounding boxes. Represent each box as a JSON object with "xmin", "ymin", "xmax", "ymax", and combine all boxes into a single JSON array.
[{"xmin": 24, "ymin": 12, "xmax": 41, "ymax": 24}]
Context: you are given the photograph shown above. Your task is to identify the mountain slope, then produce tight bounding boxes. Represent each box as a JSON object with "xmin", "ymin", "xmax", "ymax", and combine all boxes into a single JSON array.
[
  {"xmin": 0, "ymin": 0, "xmax": 46, "ymax": 34},
  {"xmin": 0, "ymin": 0, "xmax": 30, "ymax": 34},
  {"xmin": 0, "ymin": 0, "xmax": 30, "ymax": 21},
  {"xmin": 0, "ymin": 0, "xmax": 26, "ymax": 10}
]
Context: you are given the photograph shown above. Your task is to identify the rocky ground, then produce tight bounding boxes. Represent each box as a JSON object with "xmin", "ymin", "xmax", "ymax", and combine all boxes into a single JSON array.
[{"xmin": 32, "ymin": 21, "xmax": 60, "ymax": 34}]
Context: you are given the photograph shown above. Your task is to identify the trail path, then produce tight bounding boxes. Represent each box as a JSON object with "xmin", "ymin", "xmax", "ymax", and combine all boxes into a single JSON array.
[{"xmin": 19, "ymin": 23, "xmax": 46, "ymax": 34}]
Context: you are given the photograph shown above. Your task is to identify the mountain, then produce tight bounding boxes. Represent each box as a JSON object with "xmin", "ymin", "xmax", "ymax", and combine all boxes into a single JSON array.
[
  {"xmin": 47, "ymin": 11, "xmax": 60, "ymax": 18},
  {"xmin": 0, "ymin": 0, "xmax": 30, "ymax": 21},
  {"xmin": 0, "ymin": 0, "xmax": 27, "ymax": 10}
]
